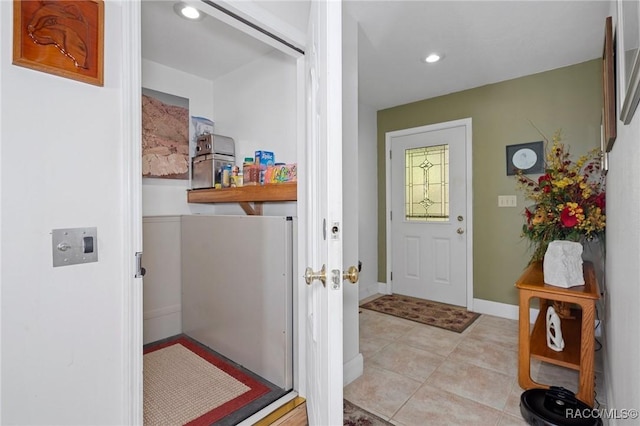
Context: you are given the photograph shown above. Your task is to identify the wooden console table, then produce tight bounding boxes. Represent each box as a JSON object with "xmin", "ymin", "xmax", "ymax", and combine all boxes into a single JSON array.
[{"xmin": 515, "ymin": 261, "xmax": 600, "ymax": 407}]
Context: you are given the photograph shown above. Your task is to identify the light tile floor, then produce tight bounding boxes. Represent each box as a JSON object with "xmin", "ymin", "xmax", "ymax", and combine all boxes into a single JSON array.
[{"xmin": 344, "ymin": 301, "xmax": 607, "ymax": 426}]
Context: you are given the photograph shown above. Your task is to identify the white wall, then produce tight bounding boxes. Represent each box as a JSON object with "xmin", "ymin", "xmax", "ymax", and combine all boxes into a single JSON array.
[
  {"xmin": 602, "ymin": 3, "xmax": 640, "ymax": 421},
  {"xmin": 142, "ymin": 216, "xmax": 182, "ymax": 344},
  {"xmin": 342, "ymin": 8, "xmax": 362, "ymax": 386},
  {"xmin": 211, "ymin": 49, "xmax": 297, "ymax": 217},
  {"xmin": 604, "ymin": 115, "xmax": 640, "ymax": 421},
  {"xmin": 213, "ymin": 50, "xmax": 297, "ymax": 165},
  {"xmin": 141, "ymin": 59, "xmax": 217, "ymax": 216},
  {"xmin": 141, "ymin": 51, "xmax": 298, "ymax": 345},
  {"xmin": 357, "ymin": 102, "xmax": 379, "ymax": 301},
  {"xmin": 1, "ymin": 1, "xmax": 129, "ymax": 423}
]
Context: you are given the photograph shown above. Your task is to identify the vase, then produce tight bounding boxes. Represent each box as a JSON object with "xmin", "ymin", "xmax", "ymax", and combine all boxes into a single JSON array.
[
  {"xmin": 542, "ymin": 240, "xmax": 585, "ymax": 288},
  {"xmin": 551, "ymin": 300, "xmax": 575, "ymax": 319}
]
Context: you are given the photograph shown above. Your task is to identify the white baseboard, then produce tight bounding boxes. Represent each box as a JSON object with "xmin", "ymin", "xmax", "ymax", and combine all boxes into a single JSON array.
[
  {"xmin": 472, "ymin": 298, "xmax": 539, "ymax": 323},
  {"xmin": 358, "ymin": 283, "xmax": 379, "ymax": 302},
  {"xmin": 601, "ymin": 333, "xmax": 616, "ymax": 424},
  {"xmin": 359, "ymin": 282, "xmax": 391, "ymax": 302},
  {"xmin": 144, "ymin": 304, "xmax": 181, "ymax": 320},
  {"xmin": 377, "ymin": 282, "xmax": 391, "ymax": 295},
  {"xmin": 343, "ymin": 353, "xmax": 363, "ymax": 386},
  {"xmin": 143, "ymin": 304, "xmax": 182, "ymax": 345}
]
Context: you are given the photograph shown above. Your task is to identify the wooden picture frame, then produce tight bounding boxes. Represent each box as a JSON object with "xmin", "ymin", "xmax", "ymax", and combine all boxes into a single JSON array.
[
  {"xmin": 602, "ymin": 16, "xmax": 617, "ymax": 152},
  {"xmin": 618, "ymin": 0, "xmax": 640, "ymax": 124},
  {"xmin": 600, "ymin": 115, "xmax": 609, "ymax": 175},
  {"xmin": 12, "ymin": 0, "xmax": 104, "ymax": 86}
]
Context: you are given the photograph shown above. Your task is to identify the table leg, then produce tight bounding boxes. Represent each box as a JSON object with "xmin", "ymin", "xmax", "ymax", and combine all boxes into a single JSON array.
[
  {"xmin": 518, "ymin": 290, "xmax": 536, "ymax": 390},
  {"xmin": 576, "ymin": 300, "xmax": 596, "ymax": 406}
]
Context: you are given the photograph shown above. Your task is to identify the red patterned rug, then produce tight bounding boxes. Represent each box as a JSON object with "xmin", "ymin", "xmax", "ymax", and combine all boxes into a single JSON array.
[
  {"xmin": 360, "ymin": 294, "xmax": 480, "ymax": 333},
  {"xmin": 143, "ymin": 336, "xmax": 271, "ymax": 425}
]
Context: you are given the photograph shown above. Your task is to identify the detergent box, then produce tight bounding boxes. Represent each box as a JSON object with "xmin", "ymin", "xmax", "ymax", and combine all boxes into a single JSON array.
[{"xmin": 255, "ymin": 150, "xmax": 275, "ymax": 184}]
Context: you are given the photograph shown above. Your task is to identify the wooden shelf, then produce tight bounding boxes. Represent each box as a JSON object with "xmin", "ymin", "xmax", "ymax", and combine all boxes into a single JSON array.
[
  {"xmin": 530, "ymin": 304, "xmax": 582, "ymax": 370},
  {"xmin": 187, "ymin": 183, "xmax": 297, "ymax": 215},
  {"xmin": 516, "ymin": 261, "xmax": 600, "ymax": 407}
]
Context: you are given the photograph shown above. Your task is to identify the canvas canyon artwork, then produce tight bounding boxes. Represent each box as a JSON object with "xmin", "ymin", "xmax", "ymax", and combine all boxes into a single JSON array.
[{"xmin": 141, "ymin": 90, "xmax": 189, "ymax": 179}]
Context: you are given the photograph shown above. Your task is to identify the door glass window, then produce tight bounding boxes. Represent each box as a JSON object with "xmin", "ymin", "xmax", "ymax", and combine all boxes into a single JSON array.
[{"xmin": 405, "ymin": 144, "xmax": 449, "ymax": 222}]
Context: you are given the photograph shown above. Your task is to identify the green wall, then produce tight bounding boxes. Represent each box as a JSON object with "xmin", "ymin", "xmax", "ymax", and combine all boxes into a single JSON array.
[{"xmin": 377, "ymin": 59, "xmax": 602, "ymax": 306}]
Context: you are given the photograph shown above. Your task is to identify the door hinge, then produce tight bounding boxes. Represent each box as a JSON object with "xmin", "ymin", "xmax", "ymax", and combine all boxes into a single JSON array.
[
  {"xmin": 390, "ymin": 271, "xmax": 393, "ymax": 281},
  {"xmin": 389, "ymin": 150, "xmax": 392, "ymax": 159},
  {"xmin": 135, "ymin": 252, "xmax": 146, "ymax": 278},
  {"xmin": 390, "ymin": 211, "xmax": 392, "ymax": 221}
]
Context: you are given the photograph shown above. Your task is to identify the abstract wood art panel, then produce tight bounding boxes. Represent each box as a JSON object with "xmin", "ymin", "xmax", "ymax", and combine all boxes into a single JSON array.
[
  {"xmin": 12, "ymin": 0, "xmax": 104, "ymax": 86},
  {"xmin": 142, "ymin": 89, "xmax": 190, "ymax": 180}
]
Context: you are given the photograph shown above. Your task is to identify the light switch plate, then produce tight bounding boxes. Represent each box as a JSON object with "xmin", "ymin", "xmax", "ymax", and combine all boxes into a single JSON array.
[
  {"xmin": 498, "ymin": 195, "xmax": 517, "ymax": 207},
  {"xmin": 52, "ymin": 227, "xmax": 98, "ymax": 267}
]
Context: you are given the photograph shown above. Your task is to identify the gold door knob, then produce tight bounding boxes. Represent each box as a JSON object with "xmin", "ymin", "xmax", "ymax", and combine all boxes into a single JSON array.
[
  {"xmin": 343, "ymin": 266, "xmax": 359, "ymax": 284},
  {"xmin": 304, "ymin": 265, "xmax": 326, "ymax": 286},
  {"xmin": 457, "ymin": 227, "xmax": 465, "ymax": 234}
]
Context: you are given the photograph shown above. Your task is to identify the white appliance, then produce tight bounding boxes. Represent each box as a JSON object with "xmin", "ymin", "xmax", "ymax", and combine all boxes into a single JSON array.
[{"xmin": 180, "ymin": 215, "xmax": 294, "ymax": 389}]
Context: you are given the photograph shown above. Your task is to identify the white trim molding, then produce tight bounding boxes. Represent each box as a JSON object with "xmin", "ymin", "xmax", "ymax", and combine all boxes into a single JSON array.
[
  {"xmin": 473, "ymin": 298, "xmax": 539, "ymax": 323},
  {"xmin": 343, "ymin": 353, "xmax": 364, "ymax": 387},
  {"xmin": 121, "ymin": 1, "xmax": 143, "ymax": 423},
  {"xmin": 143, "ymin": 304, "xmax": 181, "ymax": 321},
  {"xmin": 378, "ymin": 282, "xmax": 391, "ymax": 296}
]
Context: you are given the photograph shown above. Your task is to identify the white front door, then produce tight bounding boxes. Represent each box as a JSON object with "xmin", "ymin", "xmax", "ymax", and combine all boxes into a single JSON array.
[
  {"xmin": 387, "ymin": 119, "xmax": 472, "ymax": 307},
  {"xmin": 302, "ymin": 1, "xmax": 344, "ymax": 425}
]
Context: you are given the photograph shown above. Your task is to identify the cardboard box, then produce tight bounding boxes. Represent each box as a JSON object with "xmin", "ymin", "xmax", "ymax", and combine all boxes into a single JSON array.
[
  {"xmin": 265, "ymin": 163, "xmax": 297, "ymax": 183},
  {"xmin": 255, "ymin": 151, "xmax": 275, "ymax": 184}
]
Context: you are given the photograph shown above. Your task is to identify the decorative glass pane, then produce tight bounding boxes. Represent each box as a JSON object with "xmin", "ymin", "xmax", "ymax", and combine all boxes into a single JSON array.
[{"xmin": 405, "ymin": 144, "xmax": 449, "ymax": 222}]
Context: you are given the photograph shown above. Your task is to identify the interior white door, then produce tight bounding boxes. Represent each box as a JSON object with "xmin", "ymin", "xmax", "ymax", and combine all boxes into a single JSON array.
[
  {"xmin": 303, "ymin": 0, "xmax": 344, "ymax": 424},
  {"xmin": 388, "ymin": 120, "xmax": 470, "ymax": 307}
]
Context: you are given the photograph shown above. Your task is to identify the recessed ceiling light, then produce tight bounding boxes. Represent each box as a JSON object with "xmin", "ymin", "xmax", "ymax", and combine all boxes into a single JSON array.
[
  {"xmin": 173, "ymin": 3, "xmax": 203, "ymax": 21},
  {"xmin": 424, "ymin": 53, "xmax": 443, "ymax": 63}
]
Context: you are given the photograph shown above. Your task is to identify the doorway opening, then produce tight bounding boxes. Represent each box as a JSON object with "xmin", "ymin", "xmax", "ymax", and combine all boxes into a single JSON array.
[{"xmin": 139, "ymin": 1, "xmax": 305, "ymax": 423}]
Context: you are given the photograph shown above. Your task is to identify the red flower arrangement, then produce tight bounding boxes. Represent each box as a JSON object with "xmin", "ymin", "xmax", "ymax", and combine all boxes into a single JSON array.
[{"xmin": 516, "ymin": 131, "xmax": 606, "ymax": 263}]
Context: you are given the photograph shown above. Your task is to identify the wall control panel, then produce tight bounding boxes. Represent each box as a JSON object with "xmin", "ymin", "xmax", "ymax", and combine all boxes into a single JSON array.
[{"xmin": 52, "ymin": 227, "xmax": 98, "ymax": 267}]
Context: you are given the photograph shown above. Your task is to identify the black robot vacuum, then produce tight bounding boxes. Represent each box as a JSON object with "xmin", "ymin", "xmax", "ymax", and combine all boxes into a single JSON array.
[{"xmin": 520, "ymin": 387, "xmax": 602, "ymax": 426}]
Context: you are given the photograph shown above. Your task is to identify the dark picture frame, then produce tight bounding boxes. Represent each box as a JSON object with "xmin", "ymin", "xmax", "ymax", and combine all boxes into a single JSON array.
[
  {"xmin": 506, "ymin": 141, "xmax": 544, "ymax": 176},
  {"xmin": 602, "ymin": 16, "xmax": 617, "ymax": 151},
  {"xmin": 12, "ymin": 0, "xmax": 104, "ymax": 86}
]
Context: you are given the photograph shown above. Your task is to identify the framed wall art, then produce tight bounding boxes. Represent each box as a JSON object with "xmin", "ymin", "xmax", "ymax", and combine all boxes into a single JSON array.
[
  {"xmin": 618, "ymin": 0, "xmax": 640, "ymax": 124},
  {"xmin": 602, "ymin": 16, "xmax": 617, "ymax": 151},
  {"xmin": 12, "ymin": 0, "xmax": 104, "ymax": 86},
  {"xmin": 141, "ymin": 88, "xmax": 190, "ymax": 180},
  {"xmin": 506, "ymin": 141, "xmax": 544, "ymax": 176}
]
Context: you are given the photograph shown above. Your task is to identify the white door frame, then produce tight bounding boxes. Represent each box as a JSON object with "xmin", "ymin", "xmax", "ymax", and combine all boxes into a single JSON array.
[
  {"xmin": 120, "ymin": 1, "xmax": 342, "ymax": 423},
  {"xmin": 301, "ymin": 1, "xmax": 344, "ymax": 423},
  {"xmin": 384, "ymin": 118, "xmax": 474, "ymax": 310},
  {"xmin": 121, "ymin": 1, "xmax": 143, "ymax": 423}
]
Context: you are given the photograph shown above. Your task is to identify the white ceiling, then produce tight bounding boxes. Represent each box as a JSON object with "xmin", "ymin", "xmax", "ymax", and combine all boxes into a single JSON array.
[{"xmin": 142, "ymin": 1, "xmax": 612, "ymax": 110}]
